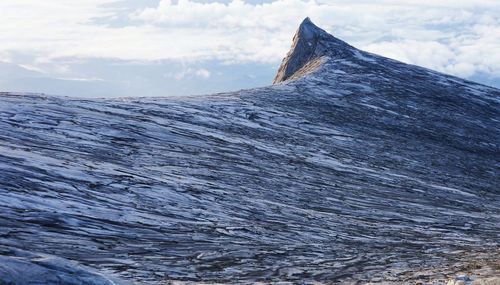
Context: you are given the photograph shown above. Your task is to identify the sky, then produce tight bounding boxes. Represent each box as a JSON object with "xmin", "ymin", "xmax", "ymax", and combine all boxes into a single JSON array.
[{"xmin": 0, "ymin": 0, "xmax": 499, "ymax": 97}]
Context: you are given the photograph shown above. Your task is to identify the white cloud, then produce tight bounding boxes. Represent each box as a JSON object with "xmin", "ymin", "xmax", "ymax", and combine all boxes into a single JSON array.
[
  {"xmin": 166, "ymin": 67, "xmax": 211, "ymax": 80},
  {"xmin": 195, "ymin": 69, "xmax": 211, "ymax": 79},
  {"xmin": 0, "ymin": 0, "xmax": 499, "ymax": 82},
  {"xmin": 131, "ymin": 0, "xmax": 500, "ymax": 79}
]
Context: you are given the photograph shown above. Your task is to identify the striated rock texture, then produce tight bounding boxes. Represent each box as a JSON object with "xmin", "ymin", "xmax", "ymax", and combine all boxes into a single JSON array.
[
  {"xmin": 0, "ymin": 18, "xmax": 499, "ymax": 284},
  {"xmin": 273, "ymin": 17, "xmax": 354, "ymax": 83}
]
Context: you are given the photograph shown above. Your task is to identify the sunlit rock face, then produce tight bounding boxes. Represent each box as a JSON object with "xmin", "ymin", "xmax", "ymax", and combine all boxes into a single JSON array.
[
  {"xmin": 0, "ymin": 19, "xmax": 499, "ymax": 284},
  {"xmin": 273, "ymin": 17, "xmax": 354, "ymax": 83}
]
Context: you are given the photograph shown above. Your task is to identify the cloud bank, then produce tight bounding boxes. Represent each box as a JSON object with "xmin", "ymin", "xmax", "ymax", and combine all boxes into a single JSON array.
[{"xmin": 0, "ymin": 0, "xmax": 499, "ymax": 86}]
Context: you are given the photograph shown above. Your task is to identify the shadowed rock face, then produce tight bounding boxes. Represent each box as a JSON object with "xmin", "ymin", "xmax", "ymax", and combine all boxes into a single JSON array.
[
  {"xmin": 0, "ymin": 248, "xmax": 123, "ymax": 285},
  {"xmin": 273, "ymin": 17, "xmax": 354, "ymax": 83},
  {"xmin": 0, "ymin": 19, "xmax": 499, "ymax": 284}
]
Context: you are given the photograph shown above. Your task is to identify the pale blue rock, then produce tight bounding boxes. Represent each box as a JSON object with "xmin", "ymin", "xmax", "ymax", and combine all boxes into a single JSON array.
[{"xmin": 0, "ymin": 18, "xmax": 498, "ymax": 284}]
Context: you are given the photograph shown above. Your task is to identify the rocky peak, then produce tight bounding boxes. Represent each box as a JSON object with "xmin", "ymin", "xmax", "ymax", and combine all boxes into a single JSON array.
[{"xmin": 273, "ymin": 17, "xmax": 354, "ymax": 84}]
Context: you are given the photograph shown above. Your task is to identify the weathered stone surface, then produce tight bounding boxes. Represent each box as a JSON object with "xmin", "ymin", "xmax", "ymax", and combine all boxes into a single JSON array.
[
  {"xmin": 0, "ymin": 18, "xmax": 499, "ymax": 284},
  {"xmin": 273, "ymin": 17, "xmax": 354, "ymax": 83}
]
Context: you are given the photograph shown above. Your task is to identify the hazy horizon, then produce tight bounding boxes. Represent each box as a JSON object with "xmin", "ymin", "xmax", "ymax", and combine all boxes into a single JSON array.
[{"xmin": 1, "ymin": 0, "xmax": 499, "ymax": 97}]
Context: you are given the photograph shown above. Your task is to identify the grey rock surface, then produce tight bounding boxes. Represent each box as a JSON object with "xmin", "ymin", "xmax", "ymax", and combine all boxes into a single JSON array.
[
  {"xmin": 273, "ymin": 17, "xmax": 354, "ymax": 83},
  {"xmin": 0, "ymin": 18, "xmax": 499, "ymax": 284},
  {"xmin": 0, "ymin": 248, "xmax": 126, "ymax": 285}
]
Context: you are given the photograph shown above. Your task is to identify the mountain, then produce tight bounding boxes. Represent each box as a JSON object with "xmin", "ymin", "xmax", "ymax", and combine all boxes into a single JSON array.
[
  {"xmin": 0, "ymin": 18, "xmax": 499, "ymax": 284},
  {"xmin": 0, "ymin": 60, "xmax": 276, "ymax": 99}
]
